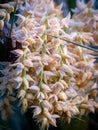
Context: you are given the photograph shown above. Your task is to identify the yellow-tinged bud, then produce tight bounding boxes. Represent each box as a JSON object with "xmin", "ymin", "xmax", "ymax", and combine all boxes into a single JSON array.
[
  {"xmin": 0, "ymin": 4, "xmax": 14, "ymax": 13},
  {"xmin": 5, "ymin": 13, "xmax": 10, "ymax": 22},
  {"xmin": 42, "ymin": 100, "xmax": 53, "ymax": 110},
  {"xmin": 23, "ymin": 41, "xmax": 30, "ymax": 47},
  {"xmin": 80, "ymin": 104, "xmax": 89, "ymax": 109},
  {"xmin": 87, "ymin": 72, "xmax": 92, "ymax": 80},
  {"xmin": 24, "ymin": 59, "xmax": 33, "ymax": 67},
  {"xmin": 67, "ymin": 117, "xmax": 71, "ymax": 123},
  {"xmin": 66, "ymin": 111, "xmax": 71, "ymax": 118},
  {"xmin": 44, "ymin": 108, "xmax": 51, "ymax": 120},
  {"xmin": 23, "ymin": 78, "xmax": 29, "ymax": 89},
  {"xmin": 22, "ymin": 98, "xmax": 28, "ymax": 112},
  {"xmin": 0, "ymin": 20, "xmax": 4, "ymax": 29},
  {"xmin": 58, "ymin": 91, "xmax": 67, "ymax": 101},
  {"xmin": 89, "ymin": 107, "xmax": 95, "ymax": 112},
  {"xmin": 77, "ymin": 79, "xmax": 82, "ymax": 85},
  {"xmin": 18, "ymin": 89, "xmax": 26, "ymax": 99},
  {"xmin": 37, "ymin": 92, "xmax": 45, "ymax": 99},
  {"xmin": 42, "ymin": 117, "xmax": 49, "ymax": 130},
  {"xmin": 49, "ymin": 118, "xmax": 57, "ymax": 127},
  {"xmin": 60, "ymin": 80, "xmax": 68, "ymax": 89},
  {"xmin": 82, "ymin": 73, "xmax": 88, "ymax": 82},
  {"xmin": 41, "ymin": 83, "xmax": 51, "ymax": 92},
  {"xmin": 87, "ymin": 0, "xmax": 93, "ymax": 8},
  {"xmin": 80, "ymin": 109, "xmax": 85, "ymax": 115},
  {"xmin": 26, "ymin": 38, "xmax": 36, "ymax": 44},
  {"xmin": 26, "ymin": 93, "xmax": 33, "ymax": 99},
  {"xmin": 33, "ymin": 106, "xmax": 42, "ymax": 117},
  {"xmin": 63, "ymin": 107, "xmax": 68, "ymax": 112}
]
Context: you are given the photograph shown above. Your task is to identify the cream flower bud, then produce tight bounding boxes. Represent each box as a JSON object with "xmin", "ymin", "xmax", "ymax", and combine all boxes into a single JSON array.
[
  {"xmin": 26, "ymin": 38, "xmax": 36, "ymax": 44},
  {"xmin": 60, "ymin": 80, "xmax": 68, "ymax": 89},
  {"xmin": 26, "ymin": 93, "xmax": 34, "ymax": 100},
  {"xmin": 0, "ymin": 4, "xmax": 14, "ymax": 13},
  {"xmin": 23, "ymin": 78, "xmax": 29, "ymax": 89},
  {"xmin": 43, "ymin": 109, "xmax": 57, "ymax": 127},
  {"xmin": 24, "ymin": 59, "xmax": 33, "ymax": 67},
  {"xmin": 80, "ymin": 109, "xmax": 85, "ymax": 115},
  {"xmin": 89, "ymin": 107, "xmax": 95, "ymax": 112},
  {"xmin": 0, "ymin": 20, "xmax": 4, "ymax": 29},
  {"xmin": 18, "ymin": 89, "xmax": 26, "ymax": 99},
  {"xmin": 66, "ymin": 111, "xmax": 71, "ymax": 118},
  {"xmin": 42, "ymin": 117, "xmax": 49, "ymax": 130},
  {"xmin": 22, "ymin": 98, "xmax": 28, "ymax": 112},
  {"xmin": 62, "ymin": 46, "xmax": 67, "ymax": 55},
  {"xmin": 44, "ymin": 108, "xmax": 51, "ymax": 120},
  {"xmin": 82, "ymin": 72, "xmax": 88, "ymax": 82},
  {"xmin": 42, "ymin": 100, "xmax": 53, "ymax": 110},
  {"xmin": 80, "ymin": 104, "xmax": 89, "ymax": 109},
  {"xmin": 26, "ymin": 75, "xmax": 34, "ymax": 81},
  {"xmin": 41, "ymin": 83, "xmax": 51, "ymax": 92},
  {"xmin": 5, "ymin": 13, "xmax": 10, "ymax": 22},
  {"xmin": 49, "ymin": 118, "xmax": 57, "ymax": 127},
  {"xmin": 33, "ymin": 106, "xmax": 42, "ymax": 117},
  {"xmin": 37, "ymin": 92, "xmax": 45, "ymax": 100},
  {"xmin": 67, "ymin": 117, "xmax": 71, "ymax": 123},
  {"xmin": 58, "ymin": 91, "xmax": 67, "ymax": 101}
]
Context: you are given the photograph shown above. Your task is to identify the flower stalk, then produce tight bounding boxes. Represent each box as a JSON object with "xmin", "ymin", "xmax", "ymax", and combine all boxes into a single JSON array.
[{"xmin": 10, "ymin": 0, "xmax": 18, "ymax": 36}]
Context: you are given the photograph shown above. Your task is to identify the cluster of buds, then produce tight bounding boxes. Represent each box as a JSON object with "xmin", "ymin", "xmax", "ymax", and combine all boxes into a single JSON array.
[
  {"xmin": 0, "ymin": 0, "xmax": 25, "ymax": 29},
  {"xmin": 0, "ymin": 2, "xmax": 15, "ymax": 29},
  {"xmin": 0, "ymin": 0, "xmax": 98, "ymax": 129}
]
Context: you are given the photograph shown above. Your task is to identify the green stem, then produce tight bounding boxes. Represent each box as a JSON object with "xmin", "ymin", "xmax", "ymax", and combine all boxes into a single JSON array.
[
  {"xmin": 23, "ymin": 49, "xmax": 27, "ymax": 63},
  {"xmin": 39, "ymin": 35, "xmax": 47, "ymax": 88},
  {"xmin": 23, "ymin": 69, "xmax": 26, "ymax": 78},
  {"xmin": 10, "ymin": 0, "xmax": 18, "ymax": 36},
  {"xmin": 39, "ymin": 67, "xmax": 44, "ymax": 89},
  {"xmin": 41, "ymin": 35, "xmax": 47, "ymax": 57},
  {"xmin": 58, "ymin": 44, "xmax": 64, "ymax": 66}
]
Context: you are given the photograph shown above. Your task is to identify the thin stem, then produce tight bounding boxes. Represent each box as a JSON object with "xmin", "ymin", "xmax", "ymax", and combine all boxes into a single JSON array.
[
  {"xmin": 80, "ymin": 39, "xmax": 86, "ymax": 61},
  {"xmin": 41, "ymin": 35, "xmax": 47, "ymax": 57},
  {"xmin": 39, "ymin": 35, "xmax": 47, "ymax": 88},
  {"xmin": 46, "ymin": 34, "xmax": 98, "ymax": 52},
  {"xmin": 10, "ymin": 0, "xmax": 18, "ymax": 36},
  {"xmin": 22, "ymin": 49, "xmax": 27, "ymax": 78},
  {"xmin": 71, "ymin": 88, "xmax": 98, "ymax": 100},
  {"xmin": 71, "ymin": 116, "xmax": 86, "ymax": 122},
  {"xmin": 39, "ymin": 67, "xmax": 44, "ymax": 89},
  {"xmin": 58, "ymin": 44, "xmax": 64, "ymax": 66}
]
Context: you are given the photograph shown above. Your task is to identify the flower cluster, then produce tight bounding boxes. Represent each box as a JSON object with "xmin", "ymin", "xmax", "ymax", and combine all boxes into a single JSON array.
[
  {"xmin": 0, "ymin": 0, "xmax": 25, "ymax": 29},
  {"xmin": 0, "ymin": 0, "xmax": 98, "ymax": 129}
]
